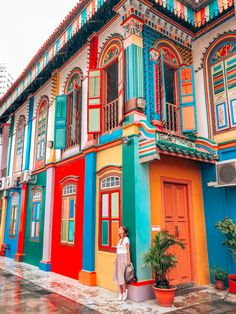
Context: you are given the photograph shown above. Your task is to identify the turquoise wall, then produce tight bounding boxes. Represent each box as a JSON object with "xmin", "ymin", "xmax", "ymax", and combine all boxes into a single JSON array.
[
  {"xmin": 122, "ymin": 135, "xmax": 151, "ymax": 280},
  {"xmin": 23, "ymin": 171, "xmax": 46, "ymax": 266},
  {"xmin": 201, "ymin": 147, "xmax": 236, "ymax": 277}
]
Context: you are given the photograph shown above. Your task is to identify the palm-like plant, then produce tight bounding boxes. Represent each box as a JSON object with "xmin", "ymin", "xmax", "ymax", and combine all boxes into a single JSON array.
[{"xmin": 143, "ymin": 230, "xmax": 185, "ymax": 288}]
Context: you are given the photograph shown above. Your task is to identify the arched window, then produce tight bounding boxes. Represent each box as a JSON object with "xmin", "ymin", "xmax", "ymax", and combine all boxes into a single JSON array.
[
  {"xmin": 99, "ymin": 174, "xmax": 121, "ymax": 252},
  {"xmin": 151, "ymin": 40, "xmax": 197, "ymax": 135},
  {"xmin": 207, "ymin": 40, "xmax": 236, "ymax": 132},
  {"xmin": 36, "ymin": 99, "xmax": 48, "ymax": 163},
  {"xmin": 15, "ymin": 116, "xmax": 26, "ymax": 173},
  {"xmin": 9, "ymin": 193, "xmax": 19, "ymax": 237},
  {"xmin": 30, "ymin": 189, "xmax": 42, "ymax": 241},
  {"xmin": 101, "ymin": 40, "xmax": 122, "ymax": 132},
  {"xmin": 61, "ymin": 184, "xmax": 76, "ymax": 244},
  {"xmin": 65, "ymin": 72, "xmax": 82, "ymax": 149},
  {"xmin": 87, "ymin": 37, "xmax": 124, "ymax": 134}
]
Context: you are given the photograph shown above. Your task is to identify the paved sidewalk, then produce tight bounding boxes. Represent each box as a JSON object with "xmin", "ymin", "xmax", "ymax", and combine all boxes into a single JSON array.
[{"xmin": 0, "ymin": 257, "xmax": 235, "ymax": 313}]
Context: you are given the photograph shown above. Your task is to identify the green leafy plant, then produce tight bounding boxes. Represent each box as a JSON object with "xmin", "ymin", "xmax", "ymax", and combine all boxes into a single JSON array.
[
  {"xmin": 210, "ymin": 266, "xmax": 227, "ymax": 281},
  {"xmin": 216, "ymin": 218, "xmax": 236, "ymax": 258},
  {"xmin": 143, "ymin": 230, "xmax": 185, "ymax": 289}
]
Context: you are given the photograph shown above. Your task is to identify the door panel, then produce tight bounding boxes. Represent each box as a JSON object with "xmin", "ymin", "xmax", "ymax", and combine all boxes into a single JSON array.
[{"xmin": 163, "ymin": 182, "xmax": 192, "ymax": 285}]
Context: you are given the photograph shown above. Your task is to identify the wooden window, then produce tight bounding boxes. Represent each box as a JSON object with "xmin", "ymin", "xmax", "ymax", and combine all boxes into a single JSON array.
[
  {"xmin": 99, "ymin": 176, "xmax": 120, "ymax": 252},
  {"xmin": 36, "ymin": 100, "xmax": 48, "ymax": 161},
  {"xmin": 65, "ymin": 73, "xmax": 82, "ymax": 149},
  {"xmin": 61, "ymin": 184, "xmax": 76, "ymax": 244},
  {"xmin": 30, "ymin": 190, "xmax": 42, "ymax": 241},
  {"xmin": 210, "ymin": 50, "xmax": 236, "ymax": 132},
  {"xmin": 9, "ymin": 194, "xmax": 19, "ymax": 237},
  {"xmin": 15, "ymin": 116, "xmax": 26, "ymax": 173}
]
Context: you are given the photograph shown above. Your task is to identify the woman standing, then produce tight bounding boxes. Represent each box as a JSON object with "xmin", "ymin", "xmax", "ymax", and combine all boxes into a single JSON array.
[{"xmin": 114, "ymin": 226, "xmax": 130, "ymax": 301}]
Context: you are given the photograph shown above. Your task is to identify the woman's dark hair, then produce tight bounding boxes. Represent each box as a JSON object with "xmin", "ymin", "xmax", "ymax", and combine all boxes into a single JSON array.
[{"xmin": 121, "ymin": 226, "xmax": 128, "ymax": 237}]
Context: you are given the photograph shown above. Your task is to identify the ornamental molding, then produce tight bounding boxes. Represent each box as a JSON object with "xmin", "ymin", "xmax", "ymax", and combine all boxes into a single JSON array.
[
  {"xmin": 194, "ymin": 30, "xmax": 236, "ymax": 72},
  {"xmin": 157, "ymin": 133, "xmax": 196, "ymax": 149},
  {"xmin": 116, "ymin": 0, "xmax": 193, "ymax": 48}
]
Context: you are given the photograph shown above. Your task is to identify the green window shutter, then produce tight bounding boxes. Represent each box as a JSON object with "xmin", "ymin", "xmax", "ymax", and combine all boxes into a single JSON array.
[
  {"xmin": 54, "ymin": 95, "xmax": 67, "ymax": 149},
  {"xmin": 178, "ymin": 65, "xmax": 198, "ymax": 133},
  {"xmin": 118, "ymin": 48, "xmax": 124, "ymax": 124},
  {"xmin": 88, "ymin": 69, "xmax": 102, "ymax": 134}
]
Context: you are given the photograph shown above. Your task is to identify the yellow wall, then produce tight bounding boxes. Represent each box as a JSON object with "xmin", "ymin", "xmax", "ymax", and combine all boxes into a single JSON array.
[
  {"xmin": 214, "ymin": 130, "xmax": 236, "ymax": 144},
  {"xmin": 0, "ymin": 197, "xmax": 7, "ymax": 249},
  {"xmin": 95, "ymin": 144, "xmax": 122, "ymax": 291},
  {"xmin": 149, "ymin": 155, "xmax": 209, "ymax": 285}
]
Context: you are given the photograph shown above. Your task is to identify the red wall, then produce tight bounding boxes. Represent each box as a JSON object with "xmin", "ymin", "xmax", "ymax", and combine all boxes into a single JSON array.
[{"xmin": 51, "ymin": 156, "xmax": 85, "ymax": 279}]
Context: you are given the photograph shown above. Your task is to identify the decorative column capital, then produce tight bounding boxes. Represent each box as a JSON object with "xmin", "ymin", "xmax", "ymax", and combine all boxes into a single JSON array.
[
  {"xmin": 122, "ymin": 16, "xmax": 144, "ymax": 38},
  {"xmin": 149, "ymin": 48, "xmax": 161, "ymax": 62}
]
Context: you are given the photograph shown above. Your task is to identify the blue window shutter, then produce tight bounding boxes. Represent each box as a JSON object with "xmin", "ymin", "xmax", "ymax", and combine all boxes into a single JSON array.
[
  {"xmin": 178, "ymin": 65, "xmax": 198, "ymax": 133},
  {"xmin": 160, "ymin": 52, "xmax": 167, "ymax": 123},
  {"xmin": 54, "ymin": 95, "xmax": 67, "ymax": 149}
]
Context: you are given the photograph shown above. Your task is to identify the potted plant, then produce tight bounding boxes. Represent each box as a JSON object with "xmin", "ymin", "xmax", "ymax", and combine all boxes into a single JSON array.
[
  {"xmin": 143, "ymin": 230, "xmax": 185, "ymax": 307},
  {"xmin": 216, "ymin": 218, "xmax": 236, "ymax": 293},
  {"xmin": 210, "ymin": 266, "xmax": 227, "ymax": 290}
]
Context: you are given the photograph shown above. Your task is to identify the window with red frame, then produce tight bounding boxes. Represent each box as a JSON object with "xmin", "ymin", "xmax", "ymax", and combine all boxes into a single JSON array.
[
  {"xmin": 99, "ymin": 176, "xmax": 120, "ymax": 251},
  {"xmin": 65, "ymin": 73, "xmax": 82, "ymax": 149},
  {"xmin": 9, "ymin": 193, "xmax": 19, "ymax": 237}
]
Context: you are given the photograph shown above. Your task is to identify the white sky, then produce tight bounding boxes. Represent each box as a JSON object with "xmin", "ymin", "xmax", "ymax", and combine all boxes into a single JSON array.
[{"xmin": 0, "ymin": 0, "xmax": 79, "ymax": 82}]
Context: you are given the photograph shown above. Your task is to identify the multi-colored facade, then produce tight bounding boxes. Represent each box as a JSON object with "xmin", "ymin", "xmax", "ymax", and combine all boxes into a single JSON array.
[{"xmin": 0, "ymin": 0, "xmax": 235, "ymax": 301}]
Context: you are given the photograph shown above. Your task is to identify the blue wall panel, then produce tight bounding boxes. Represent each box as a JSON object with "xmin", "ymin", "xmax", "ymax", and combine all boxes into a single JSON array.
[
  {"xmin": 4, "ymin": 190, "xmax": 22, "ymax": 259},
  {"xmin": 201, "ymin": 162, "xmax": 236, "ymax": 276}
]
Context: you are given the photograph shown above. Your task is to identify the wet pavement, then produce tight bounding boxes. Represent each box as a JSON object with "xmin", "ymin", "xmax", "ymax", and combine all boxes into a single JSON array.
[
  {"xmin": 0, "ymin": 269, "xmax": 100, "ymax": 313},
  {"xmin": 0, "ymin": 256, "xmax": 236, "ymax": 313}
]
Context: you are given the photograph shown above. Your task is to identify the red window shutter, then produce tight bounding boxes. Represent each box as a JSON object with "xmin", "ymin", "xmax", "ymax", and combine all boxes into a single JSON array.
[
  {"xmin": 118, "ymin": 48, "xmax": 125, "ymax": 124},
  {"xmin": 87, "ymin": 69, "xmax": 102, "ymax": 134}
]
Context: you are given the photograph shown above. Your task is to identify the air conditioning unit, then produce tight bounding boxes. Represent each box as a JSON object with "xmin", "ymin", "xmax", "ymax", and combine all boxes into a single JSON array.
[
  {"xmin": 20, "ymin": 170, "xmax": 32, "ymax": 183},
  {"xmin": 216, "ymin": 160, "xmax": 236, "ymax": 187},
  {"xmin": 5, "ymin": 176, "xmax": 17, "ymax": 189},
  {"xmin": 0, "ymin": 177, "xmax": 7, "ymax": 190}
]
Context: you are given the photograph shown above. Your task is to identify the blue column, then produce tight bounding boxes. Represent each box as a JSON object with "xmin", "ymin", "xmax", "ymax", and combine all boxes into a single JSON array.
[
  {"xmin": 82, "ymin": 152, "xmax": 96, "ymax": 271},
  {"xmin": 23, "ymin": 97, "xmax": 34, "ymax": 170}
]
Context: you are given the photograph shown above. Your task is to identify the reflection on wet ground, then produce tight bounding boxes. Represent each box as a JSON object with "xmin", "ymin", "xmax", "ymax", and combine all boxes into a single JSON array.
[
  {"xmin": 0, "ymin": 269, "xmax": 100, "ymax": 314},
  {"xmin": 168, "ymin": 299, "xmax": 236, "ymax": 313}
]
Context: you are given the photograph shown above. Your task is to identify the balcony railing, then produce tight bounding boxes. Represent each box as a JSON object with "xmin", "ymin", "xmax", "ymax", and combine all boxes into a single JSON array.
[
  {"xmin": 103, "ymin": 99, "xmax": 119, "ymax": 132},
  {"xmin": 164, "ymin": 102, "xmax": 181, "ymax": 135}
]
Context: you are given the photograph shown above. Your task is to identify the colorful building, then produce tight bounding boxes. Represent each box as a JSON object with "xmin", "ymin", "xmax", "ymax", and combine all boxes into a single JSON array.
[{"xmin": 0, "ymin": 0, "xmax": 235, "ymax": 302}]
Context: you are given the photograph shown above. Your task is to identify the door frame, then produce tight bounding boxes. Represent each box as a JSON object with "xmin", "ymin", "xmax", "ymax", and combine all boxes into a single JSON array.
[{"xmin": 161, "ymin": 176, "xmax": 197, "ymax": 284}]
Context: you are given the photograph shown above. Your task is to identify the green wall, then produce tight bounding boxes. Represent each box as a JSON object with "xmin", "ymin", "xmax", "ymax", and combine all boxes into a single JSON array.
[
  {"xmin": 122, "ymin": 136, "xmax": 151, "ymax": 280},
  {"xmin": 23, "ymin": 171, "xmax": 46, "ymax": 266}
]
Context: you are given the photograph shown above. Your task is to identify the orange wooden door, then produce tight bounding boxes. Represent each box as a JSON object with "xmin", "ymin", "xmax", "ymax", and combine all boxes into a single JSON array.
[{"xmin": 163, "ymin": 182, "xmax": 192, "ymax": 285}]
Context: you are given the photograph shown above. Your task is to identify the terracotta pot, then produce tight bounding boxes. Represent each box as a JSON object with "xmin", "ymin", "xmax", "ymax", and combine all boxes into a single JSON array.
[
  {"xmin": 215, "ymin": 279, "xmax": 225, "ymax": 290},
  {"xmin": 153, "ymin": 285, "xmax": 177, "ymax": 307},
  {"xmin": 229, "ymin": 274, "xmax": 236, "ymax": 294}
]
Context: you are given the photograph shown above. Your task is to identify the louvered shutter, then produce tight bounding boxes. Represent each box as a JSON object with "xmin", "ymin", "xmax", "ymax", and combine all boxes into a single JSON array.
[
  {"xmin": 211, "ymin": 62, "xmax": 229, "ymax": 130},
  {"xmin": 118, "ymin": 48, "xmax": 124, "ymax": 124},
  {"xmin": 225, "ymin": 55, "xmax": 236, "ymax": 126},
  {"xmin": 54, "ymin": 95, "xmax": 67, "ymax": 149},
  {"xmin": 178, "ymin": 65, "xmax": 198, "ymax": 133},
  {"xmin": 88, "ymin": 69, "xmax": 102, "ymax": 134}
]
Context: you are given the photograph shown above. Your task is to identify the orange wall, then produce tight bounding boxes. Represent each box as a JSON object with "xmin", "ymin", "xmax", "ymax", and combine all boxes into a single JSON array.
[{"xmin": 149, "ymin": 155, "xmax": 209, "ymax": 285}]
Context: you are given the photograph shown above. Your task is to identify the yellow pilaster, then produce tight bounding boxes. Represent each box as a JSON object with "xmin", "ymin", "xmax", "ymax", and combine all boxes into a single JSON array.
[{"xmin": 0, "ymin": 196, "xmax": 8, "ymax": 248}]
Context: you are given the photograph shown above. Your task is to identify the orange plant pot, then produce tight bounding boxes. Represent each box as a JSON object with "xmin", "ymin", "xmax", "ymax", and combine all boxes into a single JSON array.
[
  {"xmin": 215, "ymin": 280, "xmax": 225, "ymax": 290},
  {"xmin": 153, "ymin": 286, "xmax": 177, "ymax": 307}
]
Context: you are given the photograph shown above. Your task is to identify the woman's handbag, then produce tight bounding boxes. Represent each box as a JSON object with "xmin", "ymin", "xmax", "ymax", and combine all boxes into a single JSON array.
[{"xmin": 125, "ymin": 263, "xmax": 135, "ymax": 283}]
